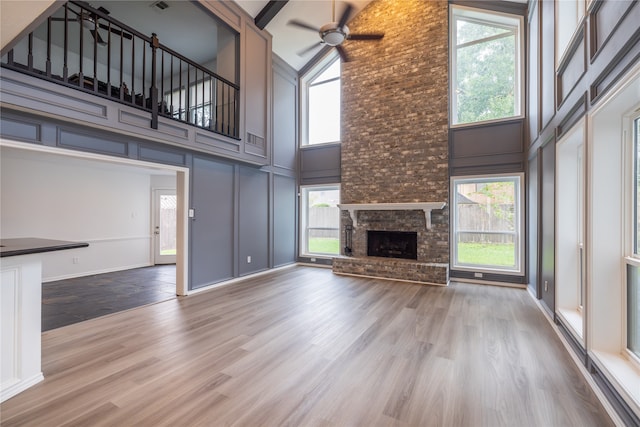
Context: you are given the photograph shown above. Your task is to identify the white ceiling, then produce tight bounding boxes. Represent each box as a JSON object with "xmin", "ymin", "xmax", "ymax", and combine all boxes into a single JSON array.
[{"xmin": 235, "ymin": 0, "xmax": 373, "ymax": 70}]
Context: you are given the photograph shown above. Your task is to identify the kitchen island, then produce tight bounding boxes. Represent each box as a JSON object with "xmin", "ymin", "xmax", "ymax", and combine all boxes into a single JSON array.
[{"xmin": 1, "ymin": 238, "xmax": 88, "ymax": 402}]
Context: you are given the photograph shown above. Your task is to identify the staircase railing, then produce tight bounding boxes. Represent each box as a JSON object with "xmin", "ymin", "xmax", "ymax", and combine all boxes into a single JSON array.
[{"xmin": 1, "ymin": 1, "xmax": 239, "ymax": 140}]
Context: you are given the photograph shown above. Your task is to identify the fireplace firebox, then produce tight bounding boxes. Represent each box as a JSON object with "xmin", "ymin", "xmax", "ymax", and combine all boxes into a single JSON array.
[{"xmin": 367, "ymin": 230, "xmax": 418, "ymax": 260}]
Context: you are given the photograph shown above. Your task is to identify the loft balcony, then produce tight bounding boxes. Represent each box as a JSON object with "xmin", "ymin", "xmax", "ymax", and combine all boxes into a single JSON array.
[{"xmin": 1, "ymin": 1, "xmax": 239, "ymax": 140}]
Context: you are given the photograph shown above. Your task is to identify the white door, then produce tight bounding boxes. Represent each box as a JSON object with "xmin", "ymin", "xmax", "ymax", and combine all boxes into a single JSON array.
[{"xmin": 153, "ymin": 189, "xmax": 177, "ymax": 265}]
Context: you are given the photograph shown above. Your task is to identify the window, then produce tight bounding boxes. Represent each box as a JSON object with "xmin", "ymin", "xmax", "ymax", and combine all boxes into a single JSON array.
[
  {"xmin": 628, "ymin": 116, "xmax": 640, "ymax": 359},
  {"xmin": 556, "ymin": 119, "xmax": 587, "ymax": 341},
  {"xmin": 556, "ymin": 0, "xmax": 585, "ymax": 66},
  {"xmin": 589, "ymin": 66, "xmax": 640, "ymax": 410},
  {"xmin": 300, "ymin": 186, "xmax": 340, "ymax": 256},
  {"xmin": 301, "ymin": 55, "xmax": 341, "ymax": 145},
  {"xmin": 451, "ymin": 174, "xmax": 524, "ymax": 274},
  {"xmin": 450, "ymin": 5, "xmax": 523, "ymax": 126}
]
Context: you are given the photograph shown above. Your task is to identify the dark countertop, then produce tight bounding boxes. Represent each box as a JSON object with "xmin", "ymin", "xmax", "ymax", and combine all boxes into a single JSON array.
[{"xmin": 0, "ymin": 238, "xmax": 89, "ymax": 258}]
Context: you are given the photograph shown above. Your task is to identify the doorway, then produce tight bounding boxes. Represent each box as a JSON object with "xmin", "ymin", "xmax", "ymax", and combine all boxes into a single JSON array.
[{"xmin": 153, "ymin": 189, "xmax": 177, "ymax": 265}]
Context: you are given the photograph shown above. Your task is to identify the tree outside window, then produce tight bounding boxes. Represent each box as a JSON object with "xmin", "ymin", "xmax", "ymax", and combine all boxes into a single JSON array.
[{"xmin": 451, "ymin": 6, "xmax": 523, "ymax": 125}]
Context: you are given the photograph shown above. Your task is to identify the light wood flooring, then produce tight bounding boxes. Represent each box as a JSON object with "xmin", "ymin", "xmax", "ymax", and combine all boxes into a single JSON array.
[{"xmin": 1, "ymin": 266, "xmax": 613, "ymax": 426}]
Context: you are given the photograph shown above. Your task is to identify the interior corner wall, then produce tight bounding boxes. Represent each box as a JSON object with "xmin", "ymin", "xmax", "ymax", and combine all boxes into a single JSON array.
[{"xmin": 0, "ymin": 149, "xmax": 153, "ymax": 281}]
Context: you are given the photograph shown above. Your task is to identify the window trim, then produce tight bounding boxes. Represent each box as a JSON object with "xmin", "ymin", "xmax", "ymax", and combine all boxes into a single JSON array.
[
  {"xmin": 299, "ymin": 184, "xmax": 341, "ymax": 258},
  {"xmin": 300, "ymin": 51, "xmax": 341, "ymax": 147},
  {"xmin": 449, "ymin": 4, "xmax": 525, "ymax": 128},
  {"xmin": 624, "ymin": 112, "xmax": 640, "ymax": 367},
  {"xmin": 450, "ymin": 173, "xmax": 525, "ymax": 276}
]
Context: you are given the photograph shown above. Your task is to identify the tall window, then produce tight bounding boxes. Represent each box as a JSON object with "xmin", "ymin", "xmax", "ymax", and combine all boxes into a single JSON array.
[
  {"xmin": 451, "ymin": 174, "xmax": 524, "ymax": 274},
  {"xmin": 450, "ymin": 6, "xmax": 523, "ymax": 126},
  {"xmin": 628, "ymin": 116, "xmax": 640, "ymax": 359},
  {"xmin": 556, "ymin": 0, "xmax": 585, "ymax": 66},
  {"xmin": 302, "ymin": 56, "xmax": 341, "ymax": 145},
  {"xmin": 300, "ymin": 186, "xmax": 340, "ymax": 256}
]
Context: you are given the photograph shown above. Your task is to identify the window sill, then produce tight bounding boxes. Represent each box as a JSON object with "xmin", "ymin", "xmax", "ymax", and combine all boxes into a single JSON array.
[
  {"xmin": 557, "ymin": 307, "xmax": 584, "ymax": 345},
  {"xmin": 590, "ymin": 350, "xmax": 640, "ymax": 417},
  {"xmin": 299, "ymin": 141, "xmax": 341, "ymax": 150},
  {"xmin": 449, "ymin": 115, "xmax": 525, "ymax": 130}
]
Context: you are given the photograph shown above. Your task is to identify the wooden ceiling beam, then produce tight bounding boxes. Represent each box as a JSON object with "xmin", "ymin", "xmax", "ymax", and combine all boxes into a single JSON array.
[{"xmin": 254, "ymin": 0, "xmax": 289, "ymax": 30}]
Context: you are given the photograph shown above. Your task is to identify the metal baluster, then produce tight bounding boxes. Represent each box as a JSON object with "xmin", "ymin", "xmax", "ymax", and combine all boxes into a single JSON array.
[
  {"xmin": 46, "ymin": 17, "xmax": 52, "ymax": 77},
  {"xmin": 63, "ymin": 3, "xmax": 68, "ymax": 81},
  {"xmin": 186, "ymin": 64, "xmax": 190, "ymax": 124},
  {"xmin": 131, "ymin": 37, "xmax": 135, "ymax": 105},
  {"xmin": 142, "ymin": 36, "xmax": 146, "ymax": 108},
  {"xmin": 234, "ymin": 87, "xmax": 239, "ymax": 138},
  {"xmin": 93, "ymin": 16, "xmax": 98, "ymax": 92},
  {"xmin": 119, "ymin": 33, "xmax": 124, "ymax": 100},
  {"xmin": 178, "ymin": 59, "xmax": 182, "ymax": 120},
  {"xmin": 78, "ymin": 6, "xmax": 85, "ymax": 84},
  {"xmin": 27, "ymin": 32, "xmax": 33, "ymax": 71},
  {"xmin": 107, "ymin": 22, "xmax": 111, "ymax": 97}
]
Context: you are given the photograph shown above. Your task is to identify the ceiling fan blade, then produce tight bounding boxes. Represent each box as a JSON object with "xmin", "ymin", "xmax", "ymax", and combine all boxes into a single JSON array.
[
  {"xmin": 97, "ymin": 6, "xmax": 110, "ymax": 15},
  {"xmin": 335, "ymin": 44, "xmax": 349, "ymax": 62},
  {"xmin": 51, "ymin": 17, "xmax": 80, "ymax": 22},
  {"xmin": 89, "ymin": 29, "xmax": 107, "ymax": 46},
  {"xmin": 348, "ymin": 33, "xmax": 384, "ymax": 41},
  {"xmin": 337, "ymin": 2, "xmax": 353, "ymax": 29},
  {"xmin": 99, "ymin": 23, "xmax": 133, "ymax": 40},
  {"xmin": 297, "ymin": 42, "xmax": 323, "ymax": 57},
  {"xmin": 288, "ymin": 19, "xmax": 320, "ymax": 33}
]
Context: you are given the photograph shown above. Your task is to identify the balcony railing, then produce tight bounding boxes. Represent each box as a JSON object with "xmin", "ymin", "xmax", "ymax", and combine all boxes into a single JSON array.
[{"xmin": 1, "ymin": 1, "xmax": 239, "ymax": 139}]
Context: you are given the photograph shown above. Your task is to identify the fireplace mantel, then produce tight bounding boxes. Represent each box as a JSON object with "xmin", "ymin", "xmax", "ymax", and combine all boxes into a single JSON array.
[{"xmin": 338, "ymin": 202, "xmax": 446, "ymax": 229}]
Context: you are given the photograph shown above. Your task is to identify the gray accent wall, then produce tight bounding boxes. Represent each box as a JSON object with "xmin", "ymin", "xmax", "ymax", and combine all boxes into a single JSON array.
[
  {"xmin": 238, "ymin": 165, "xmax": 270, "ymax": 276},
  {"xmin": 273, "ymin": 174, "xmax": 297, "ymax": 267},
  {"xmin": 191, "ymin": 157, "xmax": 235, "ymax": 288}
]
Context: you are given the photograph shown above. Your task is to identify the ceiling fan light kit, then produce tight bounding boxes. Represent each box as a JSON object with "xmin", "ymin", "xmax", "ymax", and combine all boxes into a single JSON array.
[{"xmin": 320, "ymin": 23, "xmax": 348, "ymax": 46}]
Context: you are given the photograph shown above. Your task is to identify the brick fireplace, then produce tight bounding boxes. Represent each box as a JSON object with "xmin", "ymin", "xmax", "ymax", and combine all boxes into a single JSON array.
[
  {"xmin": 333, "ymin": 205, "xmax": 449, "ymax": 285},
  {"xmin": 332, "ymin": 0, "xmax": 449, "ymax": 285}
]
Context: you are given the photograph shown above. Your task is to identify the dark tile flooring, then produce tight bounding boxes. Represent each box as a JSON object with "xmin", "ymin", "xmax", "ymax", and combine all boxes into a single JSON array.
[{"xmin": 42, "ymin": 265, "xmax": 176, "ymax": 331}]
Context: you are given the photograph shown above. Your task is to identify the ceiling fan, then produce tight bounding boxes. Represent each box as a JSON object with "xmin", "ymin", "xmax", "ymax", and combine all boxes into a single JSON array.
[
  {"xmin": 51, "ymin": 3, "xmax": 132, "ymax": 46},
  {"xmin": 288, "ymin": 1, "xmax": 384, "ymax": 62}
]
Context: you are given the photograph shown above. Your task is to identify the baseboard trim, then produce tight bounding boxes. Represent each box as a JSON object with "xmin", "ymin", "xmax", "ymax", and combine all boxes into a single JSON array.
[
  {"xmin": 1, "ymin": 372, "xmax": 44, "ymax": 403},
  {"xmin": 186, "ymin": 263, "xmax": 297, "ymax": 296},
  {"xmin": 43, "ymin": 263, "xmax": 153, "ymax": 283},
  {"xmin": 451, "ymin": 277, "xmax": 527, "ymax": 289}
]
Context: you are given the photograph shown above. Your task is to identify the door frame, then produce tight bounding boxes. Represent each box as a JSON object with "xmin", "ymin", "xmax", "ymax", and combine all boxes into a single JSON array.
[{"xmin": 0, "ymin": 139, "xmax": 190, "ymax": 296}]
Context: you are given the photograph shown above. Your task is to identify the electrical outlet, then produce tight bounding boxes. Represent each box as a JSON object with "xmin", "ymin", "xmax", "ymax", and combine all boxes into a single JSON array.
[
  {"xmin": 474, "ymin": 272, "xmax": 483, "ymax": 278},
  {"xmin": 247, "ymin": 255, "xmax": 251, "ymax": 263},
  {"xmin": 72, "ymin": 257, "xmax": 79, "ymax": 264},
  {"xmin": 310, "ymin": 258, "xmax": 316, "ymax": 262},
  {"xmin": 544, "ymin": 280, "xmax": 548, "ymax": 292}
]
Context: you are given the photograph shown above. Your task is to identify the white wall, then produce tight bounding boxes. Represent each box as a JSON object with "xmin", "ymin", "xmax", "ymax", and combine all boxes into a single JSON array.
[{"xmin": 1, "ymin": 148, "xmax": 155, "ymax": 281}]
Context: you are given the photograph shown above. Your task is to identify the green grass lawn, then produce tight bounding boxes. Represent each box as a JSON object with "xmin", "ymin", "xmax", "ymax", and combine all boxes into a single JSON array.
[
  {"xmin": 457, "ymin": 242, "xmax": 515, "ymax": 267},
  {"xmin": 308, "ymin": 237, "xmax": 340, "ymax": 254}
]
